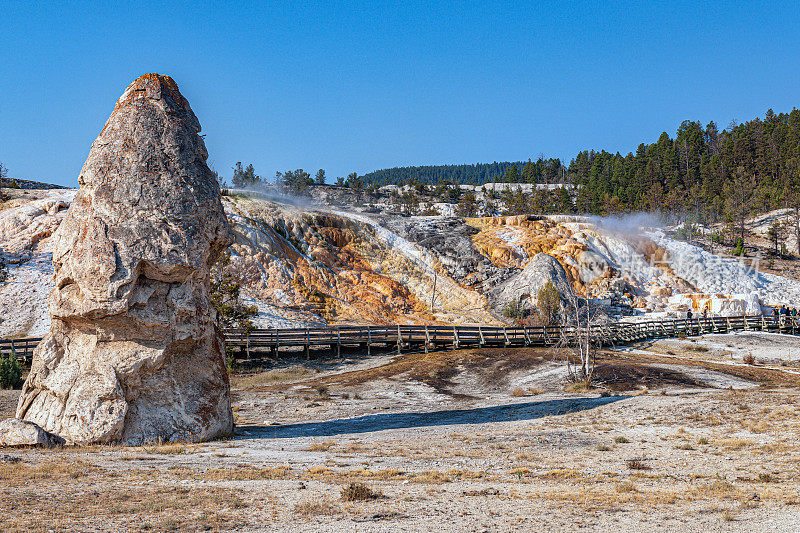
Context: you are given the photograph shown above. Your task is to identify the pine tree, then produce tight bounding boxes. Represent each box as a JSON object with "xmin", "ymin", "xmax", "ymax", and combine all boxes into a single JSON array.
[{"xmin": 232, "ymin": 162, "xmax": 261, "ymax": 188}]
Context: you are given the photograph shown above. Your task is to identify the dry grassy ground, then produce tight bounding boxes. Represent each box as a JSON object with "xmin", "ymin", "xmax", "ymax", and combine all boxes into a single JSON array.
[{"xmin": 1, "ymin": 336, "xmax": 800, "ymax": 532}]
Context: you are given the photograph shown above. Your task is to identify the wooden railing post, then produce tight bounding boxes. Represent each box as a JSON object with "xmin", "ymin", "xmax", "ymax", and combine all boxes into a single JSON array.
[{"xmin": 397, "ymin": 324, "xmax": 402, "ymax": 354}]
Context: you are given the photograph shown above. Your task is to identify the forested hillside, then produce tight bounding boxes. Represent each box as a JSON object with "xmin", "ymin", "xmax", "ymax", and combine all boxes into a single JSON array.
[
  {"xmin": 361, "ymin": 161, "xmax": 528, "ymax": 186},
  {"xmin": 361, "ymin": 108, "xmax": 800, "ymax": 225},
  {"xmin": 572, "ymin": 110, "xmax": 800, "ymax": 223}
]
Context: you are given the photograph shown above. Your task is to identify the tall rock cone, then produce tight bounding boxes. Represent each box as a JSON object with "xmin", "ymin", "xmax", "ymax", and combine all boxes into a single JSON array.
[{"xmin": 15, "ymin": 74, "xmax": 235, "ymax": 444}]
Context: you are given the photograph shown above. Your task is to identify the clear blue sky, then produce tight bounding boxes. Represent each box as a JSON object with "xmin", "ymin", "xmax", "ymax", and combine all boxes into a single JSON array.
[{"xmin": 2, "ymin": 1, "xmax": 799, "ymax": 187}]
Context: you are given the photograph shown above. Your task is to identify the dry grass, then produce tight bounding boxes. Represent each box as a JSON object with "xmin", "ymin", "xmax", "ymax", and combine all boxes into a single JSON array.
[
  {"xmin": 231, "ymin": 365, "xmax": 315, "ymax": 389},
  {"xmin": 341, "ymin": 482, "xmax": 383, "ymax": 501},
  {"xmin": 306, "ymin": 440, "xmax": 337, "ymax": 452},
  {"xmin": 626, "ymin": 459, "xmax": 651, "ymax": 470},
  {"xmin": 510, "ymin": 387, "xmax": 545, "ymax": 397},
  {"xmin": 0, "ymin": 459, "xmax": 250, "ymax": 532},
  {"xmin": 0, "ymin": 458, "xmax": 98, "ymax": 485},
  {"xmin": 294, "ymin": 498, "xmax": 340, "ymax": 517},
  {"xmin": 566, "ymin": 379, "xmax": 593, "ymax": 392},
  {"xmin": 720, "ymin": 438, "xmax": 754, "ymax": 451},
  {"xmin": 614, "ymin": 481, "xmax": 638, "ymax": 493},
  {"xmin": 136, "ymin": 442, "xmax": 196, "ymax": 455}
]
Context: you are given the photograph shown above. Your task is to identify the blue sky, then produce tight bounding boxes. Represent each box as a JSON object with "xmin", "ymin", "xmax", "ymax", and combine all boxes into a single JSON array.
[{"xmin": 2, "ymin": 1, "xmax": 799, "ymax": 187}]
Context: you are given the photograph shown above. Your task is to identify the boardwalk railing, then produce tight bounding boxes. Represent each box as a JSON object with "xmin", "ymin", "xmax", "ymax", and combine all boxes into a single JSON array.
[
  {"xmin": 222, "ymin": 314, "xmax": 800, "ymax": 361},
  {"xmin": 3, "ymin": 315, "xmax": 798, "ymax": 363},
  {"xmin": 0, "ymin": 337, "xmax": 42, "ymax": 362}
]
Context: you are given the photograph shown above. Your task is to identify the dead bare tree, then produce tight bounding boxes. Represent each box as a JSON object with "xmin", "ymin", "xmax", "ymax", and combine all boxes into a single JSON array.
[
  {"xmin": 558, "ymin": 293, "xmax": 600, "ymax": 385},
  {"xmin": 0, "ymin": 161, "xmax": 8, "ymax": 202}
]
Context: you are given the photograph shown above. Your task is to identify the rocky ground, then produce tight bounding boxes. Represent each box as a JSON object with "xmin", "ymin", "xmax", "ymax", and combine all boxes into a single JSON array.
[{"xmin": 1, "ymin": 333, "xmax": 799, "ymax": 532}]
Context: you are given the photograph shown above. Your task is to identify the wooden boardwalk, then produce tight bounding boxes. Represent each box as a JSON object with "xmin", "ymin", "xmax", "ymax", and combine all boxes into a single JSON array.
[{"xmin": 3, "ymin": 315, "xmax": 798, "ymax": 363}]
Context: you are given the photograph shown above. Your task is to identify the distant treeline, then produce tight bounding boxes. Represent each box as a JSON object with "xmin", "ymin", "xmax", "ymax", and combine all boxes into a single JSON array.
[
  {"xmin": 361, "ymin": 108, "xmax": 800, "ymax": 225},
  {"xmin": 362, "ymin": 161, "xmax": 533, "ymax": 186}
]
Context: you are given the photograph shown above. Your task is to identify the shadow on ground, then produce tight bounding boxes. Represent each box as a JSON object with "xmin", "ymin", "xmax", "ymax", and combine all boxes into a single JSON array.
[{"xmin": 235, "ymin": 395, "xmax": 627, "ymax": 439}]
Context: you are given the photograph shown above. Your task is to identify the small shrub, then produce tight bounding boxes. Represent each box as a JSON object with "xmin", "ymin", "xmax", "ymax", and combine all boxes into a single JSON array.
[
  {"xmin": 698, "ymin": 437, "xmax": 709, "ymax": 445},
  {"xmin": 743, "ymin": 352, "xmax": 756, "ymax": 365},
  {"xmin": 733, "ymin": 237, "xmax": 745, "ymax": 256},
  {"xmin": 295, "ymin": 499, "xmax": 338, "ymax": 516},
  {"xmin": 535, "ymin": 281, "xmax": 561, "ymax": 325},
  {"xmin": 614, "ymin": 436, "xmax": 629, "ymax": 444},
  {"xmin": 0, "ymin": 353, "xmax": 23, "ymax": 389},
  {"xmin": 626, "ymin": 459, "xmax": 650, "ymax": 470},
  {"xmin": 567, "ymin": 379, "xmax": 592, "ymax": 392},
  {"xmin": 758, "ymin": 473, "xmax": 774, "ymax": 483},
  {"xmin": 306, "ymin": 441, "xmax": 336, "ymax": 452},
  {"xmin": 510, "ymin": 387, "xmax": 544, "ymax": 397},
  {"xmin": 596, "ymin": 444, "xmax": 612, "ymax": 451},
  {"xmin": 614, "ymin": 481, "xmax": 638, "ymax": 493},
  {"xmin": 225, "ymin": 350, "xmax": 240, "ymax": 374},
  {"xmin": 0, "ymin": 249, "xmax": 7, "ymax": 283},
  {"xmin": 341, "ymin": 482, "xmax": 382, "ymax": 502},
  {"xmin": 503, "ymin": 298, "xmax": 527, "ymax": 320}
]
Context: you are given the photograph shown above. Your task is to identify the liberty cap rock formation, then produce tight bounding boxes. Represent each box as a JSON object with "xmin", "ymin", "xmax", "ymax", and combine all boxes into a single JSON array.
[{"xmin": 13, "ymin": 74, "xmax": 235, "ymax": 444}]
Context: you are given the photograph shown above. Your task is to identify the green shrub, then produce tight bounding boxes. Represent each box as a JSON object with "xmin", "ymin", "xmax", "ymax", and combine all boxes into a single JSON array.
[
  {"xmin": 502, "ymin": 298, "xmax": 527, "ymax": 319},
  {"xmin": 0, "ymin": 250, "xmax": 7, "ymax": 283},
  {"xmin": 536, "ymin": 281, "xmax": 561, "ymax": 325},
  {"xmin": 733, "ymin": 237, "xmax": 745, "ymax": 256},
  {"xmin": 225, "ymin": 348, "xmax": 240, "ymax": 374},
  {"xmin": 0, "ymin": 353, "xmax": 23, "ymax": 389}
]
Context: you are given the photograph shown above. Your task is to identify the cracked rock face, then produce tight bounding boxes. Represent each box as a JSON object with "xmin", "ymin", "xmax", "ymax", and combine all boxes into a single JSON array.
[
  {"xmin": 493, "ymin": 253, "xmax": 575, "ymax": 312},
  {"xmin": 15, "ymin": 74, "xmax": 234, "ymax": 445}
]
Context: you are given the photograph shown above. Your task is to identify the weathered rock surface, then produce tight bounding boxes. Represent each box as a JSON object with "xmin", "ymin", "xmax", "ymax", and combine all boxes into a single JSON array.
[
  {"xmin": 15, "ymin": 73, "xmax": 234, "ymax": 445},
  {"xmin": 0, "ymin": 418, "xmax": 64, "ymax": 447},
  {"xmin": 494, "ymin": 253, "xmax": 575, "ymax": 311}
]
